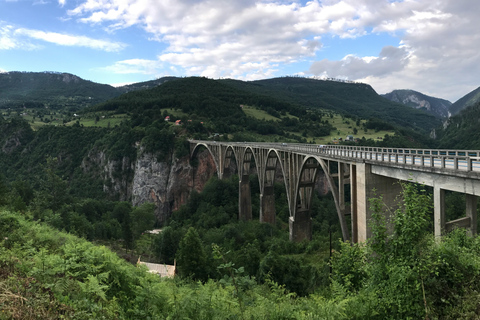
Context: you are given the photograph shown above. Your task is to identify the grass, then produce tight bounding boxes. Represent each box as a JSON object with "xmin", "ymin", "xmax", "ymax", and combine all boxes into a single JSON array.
[
  {"xmin": 242, "ymin": 106, "xmax": 393, "ymax": 144},
  {"xmin": 242, "ymin": 106, "xmax": 281, "ymax": 121}
]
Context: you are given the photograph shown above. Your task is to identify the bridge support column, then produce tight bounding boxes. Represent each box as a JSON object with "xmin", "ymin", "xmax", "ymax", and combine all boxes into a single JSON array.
[
  {"xmin": 289, "ymin": 210, "xmax": 312, "ymax": 242},
  {"xmin": 356, "ymin": 163, "xmax": 402, "ymax": 242},
  {"xmin": 351, "ymin": 164, "xmax": 358, "ymax": 243},
  {"xmin": 434, "ymin": 186, "xmax": 445, "ymax": 238},
  {"xmin": 260, "ymin": 186, "xmax": 276, "ymax": 224},
  {"xmin": 466, "ymin": 194, "xmax": 477, "ymax": 236},
  {"xmin": 239, "ymin": 175, "xmax": 252, "ymax": 221}
]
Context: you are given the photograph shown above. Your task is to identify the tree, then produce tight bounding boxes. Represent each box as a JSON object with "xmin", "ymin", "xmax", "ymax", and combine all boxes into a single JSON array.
[
  {"xmin": 176, "ymin": 227, "xmax": 208, "ymax": 281},
  {"xmin": 132, "ymin": 203, "xmax": 156, "ymax": 239}
]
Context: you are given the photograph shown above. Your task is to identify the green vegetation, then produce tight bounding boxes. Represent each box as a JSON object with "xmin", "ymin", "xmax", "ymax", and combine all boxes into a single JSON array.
[
  {"xmin": 221, "ymin": 76, "xmax": 441, "ymax": 134},
  {"xmin": 437, "ymin": 100, "xmax": 480, "ymax": 149},
  {"xmin": 2, "ymin": 181, "xmax": 480, "ymax": 319},
  {"xmin": 1, "ymin": 72, "xmax": 478, "ymax": 318}
]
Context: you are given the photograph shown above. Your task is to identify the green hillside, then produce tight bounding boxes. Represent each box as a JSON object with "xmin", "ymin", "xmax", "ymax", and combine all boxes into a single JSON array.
[
  {"xmin": 437, "ymin": 100, "xmax": 480, "ymax": 149},
  {"xmin": 221, "ymin": 77, "xmax": 441, "ymax": 133}
]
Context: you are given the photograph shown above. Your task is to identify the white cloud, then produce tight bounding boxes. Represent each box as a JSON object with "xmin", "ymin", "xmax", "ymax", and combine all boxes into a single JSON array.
[
  {"xmin": 102, "ymin": 58, "xmax": 162, "ymax": 75},
  {"xmin": 0, "ymin": 22, "xmax": 39, "ymax": 50},
  {"xmin": 15, "ymin": 28, "xmax": 126, "ymax": 52},
  {"xmin": 68, "ymin": 0, "xmax": 480, "ymax": 101}
]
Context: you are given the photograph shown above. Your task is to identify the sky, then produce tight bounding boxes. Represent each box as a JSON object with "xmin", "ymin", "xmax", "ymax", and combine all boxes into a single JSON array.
[{"xmin": 0, "ymin": 0, "xmax": 479, "ymax": 103}]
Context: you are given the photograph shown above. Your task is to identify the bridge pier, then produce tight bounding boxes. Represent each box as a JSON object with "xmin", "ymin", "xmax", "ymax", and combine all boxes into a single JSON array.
[
  {"xmin": 289, "ymin": 210, "xmax": 312, "ymax": 242},
  {"xmin": 239, "ymin": 174, "xmax": 252, "ymax": 221},
  {"xmin": 260, "ymin": 186, "xmax": 276, "ymax": 224},
  {"xmin": 355, "ymin": 163, "xmax": 402, "ymax": 242},
  {"xmin": 466, "ymin": 194, "xmax": 477, "ymax": 236},
  {"xmin": 434, "ymin": 187, "xmax": 445, "ymax": 238}
]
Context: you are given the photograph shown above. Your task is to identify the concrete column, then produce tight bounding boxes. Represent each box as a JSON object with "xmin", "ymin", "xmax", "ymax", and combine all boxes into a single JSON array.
[
  {"xmin": 350, "ymin": 164, "xmax": 358, "ymax": 243},
  {"xmin": 338, "ymin": 162, "xmax": 345, "ymax": 215},
  {"xmin": 260, "ymin": 186, "xmax": 276, "ymax": 224},
  {"xmin": 434, "ymin": 186, "xmax": 445, "ymax": 238},
  {"xmin": 239, "ymin": 175, "xmax": 252, "ymax": 221},
  {"xmin": 466, "ymin": 194, "xmax": 477, "ymax": 236},
  {"xmin": 356, "ymin": 163, "xmax": 402, "ymax": 242},
  {"xmin": 289, "ymin": 210, "xmax": 312, "ymax": 242}
]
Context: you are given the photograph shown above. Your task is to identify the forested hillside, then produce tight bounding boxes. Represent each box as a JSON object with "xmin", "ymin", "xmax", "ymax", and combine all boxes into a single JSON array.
[
  {"xmin": 0, "ymin": 71, "xmax": 120, "ymax": 109},
  {"xmin": 437, "ymin": 100, "xmax": 480, "ymax": 149},
  {"xmin": 221, "ymin": 77, "xmax": 441, "ymax": 133}
]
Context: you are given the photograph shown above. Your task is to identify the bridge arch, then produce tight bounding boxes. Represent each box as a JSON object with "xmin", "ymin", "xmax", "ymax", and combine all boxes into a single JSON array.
[
  {"xmin": 221, "ymin": 145, "xmax": 239, "ymax": 178},
  {"xmin": 291, "ymin": 156, "xmax": 350, "ymax": 241},
  {"xmin": 191, "ymin": 142, "xmax": 221, "ymax": 177},
  {"xmin": 238, "ymin": 146, "xmax": 261, "ymax": 221},
  {"xmin": 259, "ymin": 149, "xmax": 288, "ymax": 225}
]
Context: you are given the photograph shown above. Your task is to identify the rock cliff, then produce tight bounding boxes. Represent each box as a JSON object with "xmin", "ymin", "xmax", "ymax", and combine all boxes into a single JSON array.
[{"xmin": 91, "ymin": 148, "xmax": 217, "ymax": 224}]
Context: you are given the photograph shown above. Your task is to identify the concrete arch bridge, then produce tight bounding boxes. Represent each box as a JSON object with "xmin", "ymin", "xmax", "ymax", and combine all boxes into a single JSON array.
[{"xmin": 190, "ymin": 140, "xmax": 480, "ymax": 242}]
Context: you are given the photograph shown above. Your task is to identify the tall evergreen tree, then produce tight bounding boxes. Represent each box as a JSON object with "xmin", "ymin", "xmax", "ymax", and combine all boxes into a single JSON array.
[{"xmin": 176, "ymin": 227, "xmax": 208, "ymax": 281}]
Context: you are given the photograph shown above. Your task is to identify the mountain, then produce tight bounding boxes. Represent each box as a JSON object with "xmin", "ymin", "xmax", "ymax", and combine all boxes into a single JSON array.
[
  {"xmin": 0, "ymin": 72, "xmax": 441, "ymax": 134},
  {"xmin": 221, "ymin": 77, "xmax": 441, "ymax": 133},
  {"xmin": 381, "ymin": 89, "xmax": 451, "ymax": 119},
  {"xmin": 0, "ymin": 71, "xmax": 120, "ymax": 109},
  {"xmin": 449, "ymin": 86, "xmax": 480, "ymax": 116}
]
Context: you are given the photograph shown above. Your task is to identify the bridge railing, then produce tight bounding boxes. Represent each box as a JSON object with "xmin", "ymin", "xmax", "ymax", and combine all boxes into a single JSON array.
[
  {"xmin": 288, "ymin": 144, "xmax": 480, "ymax": 173},
  {"xmin": 190, "ymin": 140, "xmax": 480, "ymax": 173}
]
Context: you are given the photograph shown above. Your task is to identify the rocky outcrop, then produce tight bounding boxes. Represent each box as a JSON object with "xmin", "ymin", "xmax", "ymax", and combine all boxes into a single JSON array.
[
  {"xmin": 382, "ymin": 89, "xmax": 451, "ymax": 119},
  {"xmin": 131, "ymin": 149, "xmax": 216, "ymax": 224},
  {"xmin": 83, "ymin": 145, "xmax": 217, "ymax": 224}
]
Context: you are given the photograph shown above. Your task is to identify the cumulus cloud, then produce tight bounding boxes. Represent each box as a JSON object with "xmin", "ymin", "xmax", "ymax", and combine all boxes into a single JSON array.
[{"xmin": 68, "ymin": 0, "xmax": 480, "ymax": 101}]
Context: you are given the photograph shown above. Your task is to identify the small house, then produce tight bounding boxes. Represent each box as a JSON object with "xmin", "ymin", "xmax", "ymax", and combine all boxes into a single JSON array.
[
  {"xmin": 175, "ymin": 120, "xmax": 182, "ymax": 125},
  {"xmin": 164, "ymin": 116, "xmax": 170, "ymax": 121}
]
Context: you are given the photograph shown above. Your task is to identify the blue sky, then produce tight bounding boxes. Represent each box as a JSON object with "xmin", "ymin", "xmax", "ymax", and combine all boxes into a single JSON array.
[{"xmin": 1, "ymin": 0, "xmax": 478, "ymax": 102}]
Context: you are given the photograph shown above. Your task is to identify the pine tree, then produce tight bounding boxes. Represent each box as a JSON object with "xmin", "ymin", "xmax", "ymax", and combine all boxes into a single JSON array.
[{"xmin": 176, "ymin": 227, "xmax": 208, "ymax": 281}]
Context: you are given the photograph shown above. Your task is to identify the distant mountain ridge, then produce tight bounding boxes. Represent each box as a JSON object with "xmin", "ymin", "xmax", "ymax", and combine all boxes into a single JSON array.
[
  {"xmin": 0, "ymin": 71, "xmax": 120, "ymax": 109},
  {"xmin": 381, "ymin": 89, "xmax": 452, "ymax": 119}
]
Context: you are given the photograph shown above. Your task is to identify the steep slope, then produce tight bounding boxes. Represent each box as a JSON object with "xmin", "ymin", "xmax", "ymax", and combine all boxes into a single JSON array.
[
  {"xmin": 449, "ymin": 86, "xmax": 480, "ymax": 116},
  {"xmin": 382, "ymin": 89, "xmax": 451, "ymax": 118},
  {"xmin": 0, "ymin": 71, "xmax": 120, "ymax": 108},
  {"xmin": 437, "ymin": 100, "xmax": 480, "ymax": 149},
  {"xmin": 221, "ymin": 77, "xmax": 441, "ymax": 133}
]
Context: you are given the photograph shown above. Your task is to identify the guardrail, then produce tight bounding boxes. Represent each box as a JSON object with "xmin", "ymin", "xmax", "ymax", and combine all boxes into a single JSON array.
[{"xmin": 191, "ymin": 140, "xmax": 480, "ymax": 173}]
